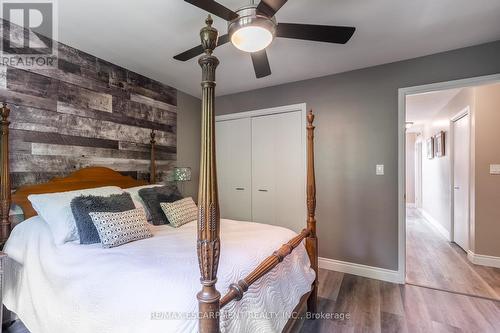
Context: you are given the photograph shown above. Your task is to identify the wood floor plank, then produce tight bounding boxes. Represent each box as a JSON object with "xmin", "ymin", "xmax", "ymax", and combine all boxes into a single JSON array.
[
  {"xmin": 406, "ymin": 208, "xmax": 500, "ymax": 300},
  {"xmin": 380, "ymin": 312, "xmax": 408, "ymax": 333},
  {"xmin": 379, "ymin": 281, "xmax": 404, "ymax": 316},
  {"xmin": 317, "ymin": 268, "xmax": 343, "ymax": 301}
]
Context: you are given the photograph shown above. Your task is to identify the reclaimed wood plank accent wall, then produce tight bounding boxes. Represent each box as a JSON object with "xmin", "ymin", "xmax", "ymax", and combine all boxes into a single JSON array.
[{"xmin": 0, "ymin": 33, "xmax": 177, "ymax": 190}]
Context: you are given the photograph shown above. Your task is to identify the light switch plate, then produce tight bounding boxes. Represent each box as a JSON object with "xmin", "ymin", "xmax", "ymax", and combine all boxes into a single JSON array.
[
  {"xmin": 376, "ymin": 164, "xmax": 384, "ymax": 175},
  {"xmin": 490, "ymin": 164, "xmax": 500, "ymax": 175}
]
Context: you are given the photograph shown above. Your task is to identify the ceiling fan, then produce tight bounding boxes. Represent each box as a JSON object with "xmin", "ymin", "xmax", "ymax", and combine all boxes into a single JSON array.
[{"xmin": 174, "ymin": 0, "xmax": 356, "ymax": 78}]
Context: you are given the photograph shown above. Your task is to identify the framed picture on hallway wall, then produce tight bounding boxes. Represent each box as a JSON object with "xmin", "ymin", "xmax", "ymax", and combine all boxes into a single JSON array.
[
  {"xmin": 434, "ymin": 131, "xmax": 445, "ymax": 157},
  {"xmin": 427, "ymin": 137, "xmax": 434, "ymax": 159}
]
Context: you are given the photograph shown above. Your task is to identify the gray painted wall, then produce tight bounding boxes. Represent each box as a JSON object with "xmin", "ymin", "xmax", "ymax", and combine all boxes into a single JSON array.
[
  {"xmin": 177, "ymin": 91, "xmax": 201, "ymax": 200},
  {"xmin": 216, "ymin": 40, "xmax": 500, "ymax": 270}
]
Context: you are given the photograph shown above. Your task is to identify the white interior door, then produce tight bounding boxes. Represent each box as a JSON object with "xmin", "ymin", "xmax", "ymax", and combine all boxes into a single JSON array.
[
  {"xmin": 216, "ymin": 118, "xmax": 252, "ymax": 221},
  {"xmin": 452, "ymin": 114, "xmax": 470, "ymax": 251},
  {"xmin": 251, "ymin": 111, "xmax": 305, "ymax": 232},
  {"xmin": 415, "ymin": 141, "xmax": 423, "ymax": 208}
]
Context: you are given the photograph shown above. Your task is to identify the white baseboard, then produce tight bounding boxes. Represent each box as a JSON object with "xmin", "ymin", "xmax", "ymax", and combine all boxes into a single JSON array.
[
  {"xmin": 418, "ymin": 209, "xmax": 451, "ymax": 241},
  {"xmin": 467, "ymin": 251, "xmax": 500, "ymax": 268},
  {"xmin": 319, "ymin": 257, "xmax": 403, "ymax": 284}
]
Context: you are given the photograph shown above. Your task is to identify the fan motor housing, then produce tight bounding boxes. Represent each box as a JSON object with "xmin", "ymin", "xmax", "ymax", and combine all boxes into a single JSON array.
[{"xmin": 228, "ymin": 5, "xmax": 277, "ymax": 42}]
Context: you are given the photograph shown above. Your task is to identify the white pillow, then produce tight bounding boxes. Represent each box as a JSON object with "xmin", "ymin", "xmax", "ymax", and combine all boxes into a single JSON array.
[
  {"xmin": 28, "ymin": 186, "xmax": 124, "ymax": 244},
  {"xmin": 123, "ymin": 184, "xmax": 163, "ymax": 222}
]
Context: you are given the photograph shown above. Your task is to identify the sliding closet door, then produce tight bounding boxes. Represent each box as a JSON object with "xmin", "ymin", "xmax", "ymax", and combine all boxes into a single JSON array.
[
  {"xmin": 216, "ymin": 118, "xmax": 252, "ymax": 221},
  {"xmin": 251, "ymin": 111, "xmax": 305, "ymax": 232}
]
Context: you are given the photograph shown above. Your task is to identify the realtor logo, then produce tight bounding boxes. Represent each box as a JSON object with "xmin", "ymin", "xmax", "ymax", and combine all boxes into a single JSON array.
[{"xmin": 1, "ymin": 0, "xmax": 57, "ymax": 69}]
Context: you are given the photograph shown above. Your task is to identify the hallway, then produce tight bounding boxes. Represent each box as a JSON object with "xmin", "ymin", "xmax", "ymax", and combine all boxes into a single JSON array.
[{"xmin": 406, "ymin": 208, "xmax": 500, "ymax": 300}]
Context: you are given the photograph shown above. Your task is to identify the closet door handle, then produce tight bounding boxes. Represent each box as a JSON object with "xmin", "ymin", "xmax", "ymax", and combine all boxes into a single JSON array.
[
  {"xmin": 258, "ymin": 189, "xmax": 268, "ymax": 192},
  {"xmin": 235, "ymin": 187, "xmax": 245, "ymax": 191}
]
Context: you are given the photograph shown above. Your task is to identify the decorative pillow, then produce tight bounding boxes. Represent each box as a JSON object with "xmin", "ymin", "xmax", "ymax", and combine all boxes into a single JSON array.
[
  {"xmin": 122, "ymin": 184, "xmax": 163, "ymax": 222},
  {"xmin": 160, "ymin": 197, "xmax": 198, "ymax": 228},
  {"xmin": 138, "ymin": 185, "xmax": 182, "ymax": 225},
  {"xmin": 89, "ymin": 208, "xmax": 153, "ymax": 248},
  {"xmin": 28, "ymin": 186, "xmax": 124, "ymax": 244},
  {"xmin": 70, "ymin": 193, "xmax": 136, "ymax": 244}
]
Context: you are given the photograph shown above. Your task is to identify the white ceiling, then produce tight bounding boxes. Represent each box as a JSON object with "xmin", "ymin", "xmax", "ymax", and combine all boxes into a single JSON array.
[
  {"xmin": 57, "ymin": 0, "xmax": 500, "ymax": 97},
  {"xmin": 406, "ymin": 88, "xmax": 462, "ymax": 129}
]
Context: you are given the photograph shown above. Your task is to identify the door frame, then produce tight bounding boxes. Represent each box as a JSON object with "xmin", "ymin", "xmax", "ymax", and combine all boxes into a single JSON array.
[
  {"xmin": 397, "ymin": 73, "xmax": 500, "ymax": 284},
  {"xmin": 449, "ymin": 107, "xmax": 471, "ymax": 247}
]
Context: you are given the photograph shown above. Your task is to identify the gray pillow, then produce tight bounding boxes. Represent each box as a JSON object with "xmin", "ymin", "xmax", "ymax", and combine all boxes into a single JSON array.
[
  {"xmin": 70, "ymin": 193, "xmax": 136, "ymax": 244},
  {"xmin": 138, "ymin": 185, "xmax": 182, "ymax": 225}
]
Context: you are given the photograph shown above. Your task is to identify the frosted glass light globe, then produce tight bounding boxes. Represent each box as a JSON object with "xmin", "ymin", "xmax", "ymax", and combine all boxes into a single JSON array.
[{"xmin": 231, "ymin": 26, "xmax": 273, "ymax": 53}]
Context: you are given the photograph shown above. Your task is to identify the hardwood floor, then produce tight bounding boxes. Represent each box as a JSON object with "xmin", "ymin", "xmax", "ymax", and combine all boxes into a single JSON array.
[
  {"xmin": 298, "ymin": 269, "xmax": 500, "ymax": 333},
  {"xmin": 5, "ymin": 268, "xmax": 500, "ymax": 332},
  {"xmin": 406, "ymin": 208, "xmax": 500, "ymax": 300}
]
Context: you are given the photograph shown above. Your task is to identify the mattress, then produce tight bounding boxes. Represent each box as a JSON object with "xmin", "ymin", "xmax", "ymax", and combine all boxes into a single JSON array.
[{"xmin": 3, "ymin": 216, "xmax": 315, "ymax": 333}]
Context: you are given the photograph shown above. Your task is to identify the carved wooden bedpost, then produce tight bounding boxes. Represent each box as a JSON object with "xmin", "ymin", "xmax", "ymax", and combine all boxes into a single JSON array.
[
  {"xmin": 0, "ymin": 103, "xmax": 11, "ymax": 245},
  {"xmin": 150, "ymin": 130, "xmax": 157, "ymax": 183},
  {"xmin": 196, "ymin": 15, "xmax": 221, "ymax": 333},
  {"xmin": 305, "ymin": 110, "xmax": 318, "ymax": 314}
]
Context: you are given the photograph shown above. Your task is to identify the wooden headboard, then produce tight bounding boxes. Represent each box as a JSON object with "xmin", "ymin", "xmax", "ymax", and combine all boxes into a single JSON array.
[
  {"xmin": 0, "ymin": 101, "xmax": 159, "ymax": 244},
  {"xmin": 11, "ymin": 167, "xmax": 148, "ymax": 219}
]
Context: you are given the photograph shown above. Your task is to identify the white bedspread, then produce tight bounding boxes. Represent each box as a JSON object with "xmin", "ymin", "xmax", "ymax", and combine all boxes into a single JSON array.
[{"xmin": 3, "ymin": 216, "xmax": 315, "ymax": 333}]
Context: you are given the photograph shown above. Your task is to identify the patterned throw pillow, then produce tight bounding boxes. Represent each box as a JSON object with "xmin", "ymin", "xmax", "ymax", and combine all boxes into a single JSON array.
[
  {"xmin": 160, "ymin": 197, "xmax": 198, "ymax": 228},
  {"xmin": 89, "ymin": 208, "xmax": 153, "ymax": 248}
]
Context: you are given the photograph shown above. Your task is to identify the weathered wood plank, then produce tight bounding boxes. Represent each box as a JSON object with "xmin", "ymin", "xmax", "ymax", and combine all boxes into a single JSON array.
[
  {"xmin": 31, "ymin": 143, "xmax": 176, "ymax": 161},
  {"xmin": 0, "ymin": 67, "xmax": 6, "ymax": 89},
  {"xmin": 11, "ymin": 170, "xmax": 172, "ymax": 189},
  {"xmin": 57, "ymin": 101, "xmax": 175, "ymax": 132},
  {"xmin": 58, "ymin": 81, "xmax": 113, "ymax": 113},
  {"xmin": 118, "ymin": 141, "xmax": 176, "ymax": 154},
  {"xmin": 11, "ymin": 171, "xmax": 68, "ymax": 189},
  {"xmin": 97, "ymin": 58, "xmax": 127, "ymax": 89},
  {"xmin": 0, "ymin": 88, "xmax": 57, "ymax": 111},
  {"xmin": 57, "ymin": 42, "xmax": 97, "ymax": 70},
  {"xmin": 27, "ymin": 63, "xmax": 129, "ymax": 99},
  {"xmin": 130, "ymin": 93, "xmax": 177, "ymax": 112},
  {"xmin": 10, "ymin": 105, "xmax": 176, "ymax": 146},
  {"xmin": 113, "ymin": 97, "xmax": 177, "ymax": 123},
  {"xmin": 6, "ymin": 67, "xmax": 59, "ymax": 100},
  {"xmin": 10, "ymin": 153, "xmax": 175, "ymax": 173},
  {"xmin": 10, "ymin": 129, "xmax": 119, "ymax": 149},
  {"xmin": 127, "ymin": 71, "xmax": 177, "ymax": 106}
]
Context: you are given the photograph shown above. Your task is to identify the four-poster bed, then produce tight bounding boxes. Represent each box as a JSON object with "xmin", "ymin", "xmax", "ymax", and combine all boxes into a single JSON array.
[
  {"xmin": 194, "ymin": 16, "xmax": 318, "ymax": 332},
  {"xmin": 0, "ymin": 16, "xmax": 318, "ymax": 333}
]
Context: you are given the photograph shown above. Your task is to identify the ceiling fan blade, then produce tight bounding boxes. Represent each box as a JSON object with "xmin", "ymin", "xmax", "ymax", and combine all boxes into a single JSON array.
[
  {"xmin": 277, "ymin": 23, "xmax": 356, "ymax": 44},
  {"xmin": 184, "ymin": 0, "xmax": 238, "ymax": 21},
  {"xmin": 173, "ymin": 45, "xmax": 204, "ymax": 61},
  {"xmin": 173, "ymin": 34, "xmax": 229, "ymax": 61},
  {"xmin": 256, "ymin": 0, "xmax": 288, "ymax": 17},
  {"xmin": 251, "ymin": 50, "xmax": 271, "ymax": 79}
]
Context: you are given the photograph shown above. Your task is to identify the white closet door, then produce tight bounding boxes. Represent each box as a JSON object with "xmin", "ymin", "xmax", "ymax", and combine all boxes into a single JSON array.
[
  {"xmin": 251, "ymin": 111, "xmax": 305, "ymax": 232},
  {"xmin": 216, "ymin": 118, "xmax": 252, "ymax": 221}
]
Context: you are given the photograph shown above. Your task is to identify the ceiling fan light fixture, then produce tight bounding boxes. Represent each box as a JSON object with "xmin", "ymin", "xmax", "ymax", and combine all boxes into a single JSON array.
[
  {"xmin": 228, "ymin": 4, "xmax": 276, "ymax": 53},
  {"xmin": 231, "ymin": 26, "xmax": 273, "ymax": 52}
]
